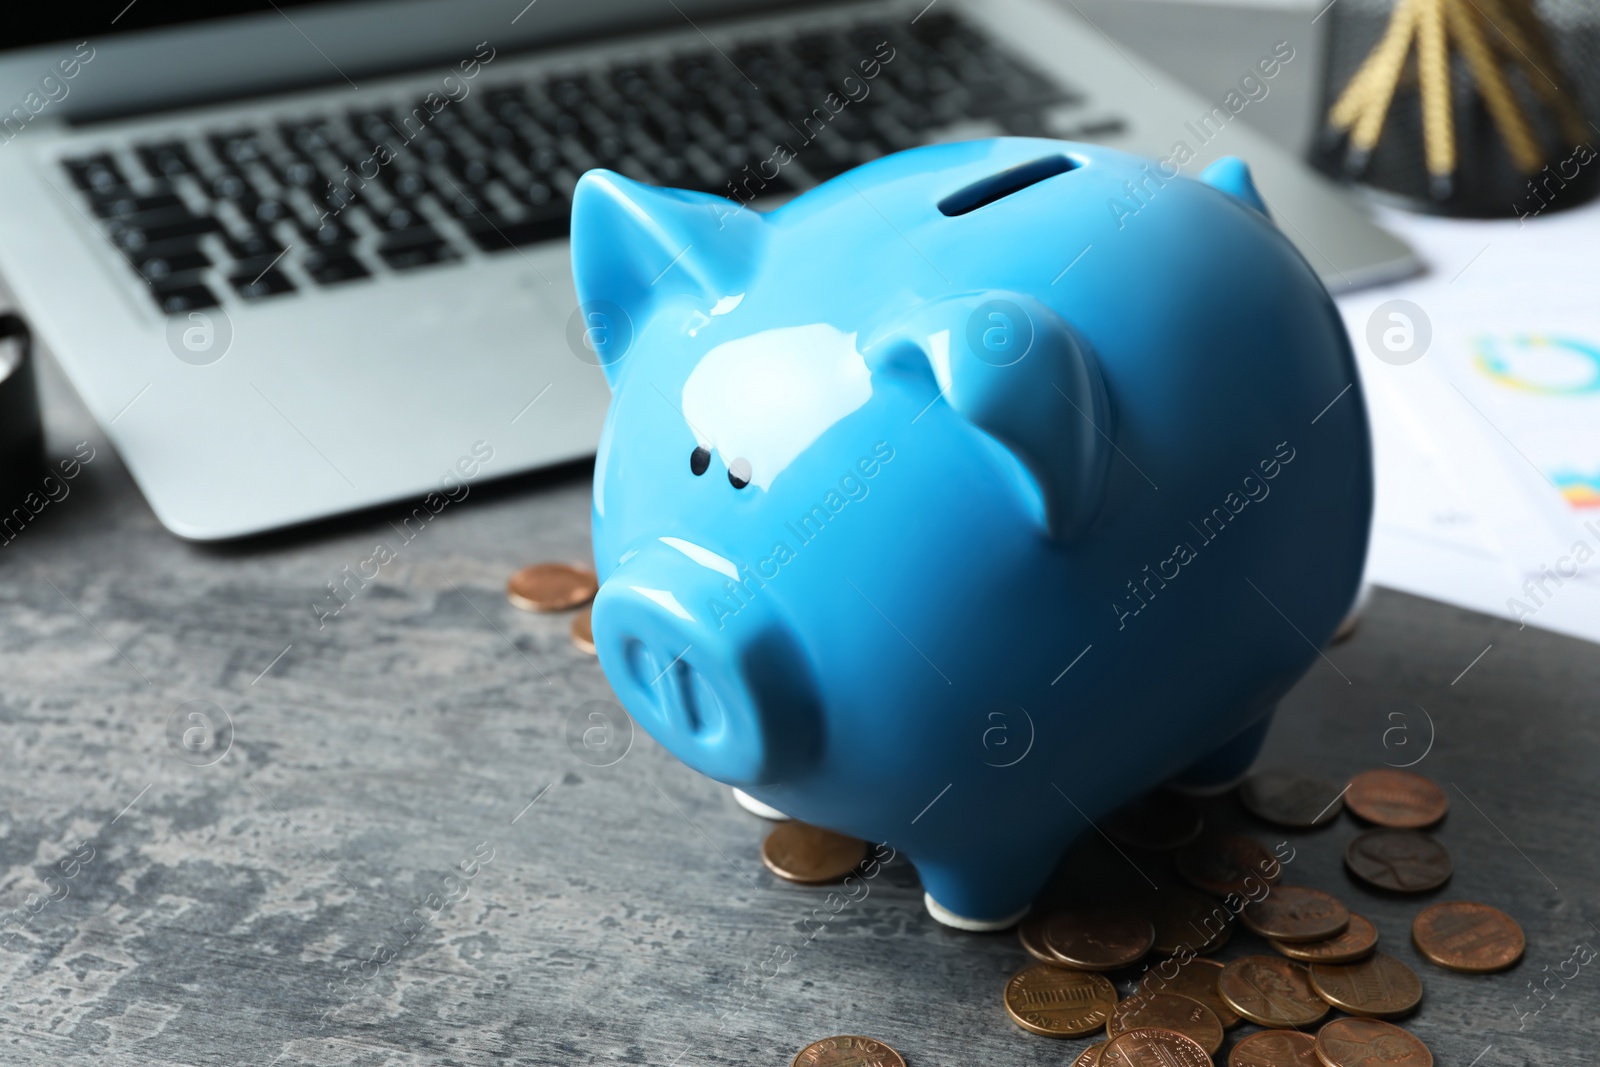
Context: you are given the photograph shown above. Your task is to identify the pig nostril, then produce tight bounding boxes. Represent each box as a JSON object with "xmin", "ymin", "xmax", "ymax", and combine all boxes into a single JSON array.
[
  {"xmin": 624, "ymin": 638, "xmax": 658, "ymax": 697},
  {"xmin": 673, "ymin": 660, "xmax": 703, "ymax": 735}
]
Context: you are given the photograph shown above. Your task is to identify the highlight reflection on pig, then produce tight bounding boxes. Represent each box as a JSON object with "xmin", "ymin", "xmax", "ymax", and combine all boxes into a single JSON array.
[{"xmin": 570, "ymin": 138, "xmax": 1371, "ymax": 928}]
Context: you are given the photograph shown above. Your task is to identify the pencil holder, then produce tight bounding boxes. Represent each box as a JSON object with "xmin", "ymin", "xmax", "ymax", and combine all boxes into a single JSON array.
[{"xmin": 1311, "ymin": 0, "xmax": 1599, "ymax": 217}]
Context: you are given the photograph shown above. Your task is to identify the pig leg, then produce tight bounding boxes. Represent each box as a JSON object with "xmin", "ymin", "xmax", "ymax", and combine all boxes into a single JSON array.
[
  {"xmin": 914, "ymin": 849, "xmax": 1054, "ymax": 931},
  {"xmin": 731, "ymin": 787, "xmax": 789, "ymax": 821},
  {"xmin": 1167, "ymin": 710, "xmax": 1275, "ymax": 796}
]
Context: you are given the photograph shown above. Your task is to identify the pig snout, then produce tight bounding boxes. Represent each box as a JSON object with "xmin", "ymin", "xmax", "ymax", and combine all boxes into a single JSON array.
[{"xmin": 590, "ymin": 539, "xmax": 822, "ymax": 786}]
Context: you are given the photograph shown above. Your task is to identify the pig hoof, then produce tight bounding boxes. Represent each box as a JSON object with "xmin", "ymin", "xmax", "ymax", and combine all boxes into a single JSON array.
[
  {"xmin": 923, "ymin": 893, "xmax": 1029, "ymax": 932},
  {"xmin": 1167, "ymin": 711, "xmax": 1275, "ymax": 796},
  {"xmin": 1332, "ymin": 582, "xmax": 1371, "ymax": 645},
  {"xmin": 1167, "ymin": 774, "xmax": 1249, "ymax": 798},
  {"xmin": 731, "ymin": 787, "xmax": 790, "ymax": 821}
]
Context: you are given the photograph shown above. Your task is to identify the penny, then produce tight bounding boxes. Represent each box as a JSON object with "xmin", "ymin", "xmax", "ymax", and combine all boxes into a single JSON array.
[
  {"xmin": 1345, "ymin": 769, "xmax": 1448, "ymax": 829},
  {"xmin": 506, "ymin": 562, "xmax": 598, "ymax": 612},
  {"xmin": 1412, "ymin": 901, "xmax": 1525, "ymax": 973},
  {"xmin": 570, "ymin": 605, "xmax": 595, "ymax": 655},
  {"xmin": 1310, "ymin": 952, "xmax": 1423, "ymax": 1019},
  {"xmin": 1344, "ymin": 829, "xmax": 1452, "ymax": 893},
  {"xmin": 791, "ymin": 1035, "xmax": 907, "ymax": 1067},
  {"xmin": 1100, "ymin": 1027, "xmax": 1212, "ymax": 1067},
  {"xmin": 1239, "ymin": 769, "xmax": 1346, "ymax": 828},
  {"xmin": 760, "ymin": 822, "xmax": 867, "ymax": 884},
  {"xmin": 1018, "ymin": 911, "xmax": 1061, "ymax": 965},
  {"xmin": 1042, "ymin": 907, "xmax": 1156, "ymax": 971},
  {"xmin": 1104, "ymin": 790, "xmax": 1204, "ymax": 850},
  {"xmin": 1072, "ymin": 1042, "xmax": 1107, "ymax": 1067},
  {"xmin": 1176, "ymin": 835, "xmax": 1282, "ymax": 897},
  {"xmin": 1241, "ymin": 885, "xmax": 1350, "ymax": 943},
  {"xmin": 1107, "ymin": 992, "xmax": 1223, "ymax": 1055},
  {"xmin": 1145, "ymin": 888, "xmax": 1233, "ymax": 956},
  {"xmin": 1229, "ymin": 1030, "xmax": 1321, "ymax": 1067},
  {"xmin": 1271, "ymin": 912, "xmax": 1379, "ymax": 963},
  {"xmin": 1140, "ymin": 957, "xmax": 1239, "ymax": 1028},
  {"xmin": 1217, "ymin": 955, "xmax": 1329, "ymax": 1028},
  {"xmin": 1314, "ymin": 1018, "xmax": 1433, "ymax": 1067},
  {"xmin": 1003, "ymin": 963, "xmax": 1119, "ymax": 1038}
]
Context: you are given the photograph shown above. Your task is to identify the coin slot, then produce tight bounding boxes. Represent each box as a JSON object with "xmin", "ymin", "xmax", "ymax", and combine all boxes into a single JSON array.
[{"xmin": 937, "ymin": 155, "xmax": 1076, "ymax": 217}]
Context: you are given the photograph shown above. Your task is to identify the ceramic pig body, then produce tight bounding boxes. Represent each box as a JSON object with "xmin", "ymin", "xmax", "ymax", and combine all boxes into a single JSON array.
[{"xmin": 573, "ymin": 138, "xmax": 1371, "ymax": 928}]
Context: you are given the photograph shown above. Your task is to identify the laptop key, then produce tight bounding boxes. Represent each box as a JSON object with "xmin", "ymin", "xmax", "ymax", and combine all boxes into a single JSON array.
[
  {"xmin": 110, "ymin": 214, "xmax": 221, "ymax": 252},
  {"xmin": 138, "ymin": 249, "xmax": 212, "ymax": 281},
  {"xmin": 461, "ymin": 205, "xmax": 569, "ymax": 252},
  {"xmin": 64, "ymin": 154, "xmax": 126, "ymax": 194},
  {"xmin": 230, "ymin": 264, "xmax": 296, "ymax": 299},
  {"xmin": 301, "ymin": 246, "xmax": 370, "ymax": 285},
  {"xmin": 297, "ymin": 216, "xmax": 356, "ymax": 246},
  {"xmin": 379, "ymin": 238, "xmax": 460, "ymax": 271},
  {"xmin": 136, "ymin": 142, "xmax": 198, "ymax": 179},
  {"xmin": 151, "ymin": 279, "xmax": 221, "ymax": 314},
  {"xmin": 223, "ymin": 230, "xmax": 286, "ymax": 262},
  {"xmin": 92, "ymin": 191, "xmax": 185, "ymax": 219}
]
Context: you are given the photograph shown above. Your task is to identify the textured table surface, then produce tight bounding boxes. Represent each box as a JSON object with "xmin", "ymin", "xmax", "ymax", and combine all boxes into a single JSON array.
[{"xmin": 3, "ymin": 347, "xmax": 1598, "ymax": 1067}]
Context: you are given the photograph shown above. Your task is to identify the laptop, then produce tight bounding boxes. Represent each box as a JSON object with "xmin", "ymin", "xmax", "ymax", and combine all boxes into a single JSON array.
[{"xmin": 0, "ymin": 0, "xmax": 1417, "ymax": 540}]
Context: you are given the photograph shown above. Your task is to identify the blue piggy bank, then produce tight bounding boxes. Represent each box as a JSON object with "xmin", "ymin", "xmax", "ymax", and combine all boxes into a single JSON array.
[{"xmin": 572, "ymin": 138, "xmax": 1371, "ymax": 929}]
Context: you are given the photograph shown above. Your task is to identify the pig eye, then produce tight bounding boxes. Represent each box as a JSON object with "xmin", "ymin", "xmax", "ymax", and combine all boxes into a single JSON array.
[
  {"xmin": 689, "ymin": 446, "xmax": 710, "ymax": 476},
  {"xmin": 728, "ymin": 458, "xmax": 752, "ymax": 490}
]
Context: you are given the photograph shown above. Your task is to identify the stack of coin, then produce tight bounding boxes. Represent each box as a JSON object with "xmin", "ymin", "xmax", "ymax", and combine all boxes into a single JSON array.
[
  {"xmin": 505, "ymin": 561, "xmax": 599, "ymax": 655},
  {"xmin": 767, "ymin": 765, "xmax": 1515, "ymax": 1063}
]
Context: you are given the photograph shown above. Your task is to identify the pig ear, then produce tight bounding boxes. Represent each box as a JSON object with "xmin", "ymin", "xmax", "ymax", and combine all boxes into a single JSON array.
[
  {"xmin": 1199, "ymin": 156, "xmax": 1269, "ymax": 217},
  {"xmin": 863, "ymin": 292, "xmax": 1112, "ymax": 541},
  {"xmin": 570, "ymin": 170, "xmax": 768, "ymax": 386}
]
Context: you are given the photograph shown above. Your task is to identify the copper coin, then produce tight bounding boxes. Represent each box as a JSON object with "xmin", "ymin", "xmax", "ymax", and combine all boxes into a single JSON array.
[
  {"xmin": 1271, "ymin": 913, "xmax": 1378, "ymax": 963},
  {"xmin": 1314, "ymin": 1019, "xmax": 1433, "ymax": 1067},
  {"xmin": 1072, "ymin": 1042, "xmax": 1107, "ymax": 1067},
  {"xmin": 1107, "ymin": 992, "xmax": 1223, "ymax": 1055},
  {"xmin": 1241, "ymin": 885, "xmax": 1350, "ymax": 943},
  {"xmin": 1345, "ymin": 769, "xmax": 1448, "ymax": 829},
  {"xmin": 760, "ymin": 822, "xmax": 867, "ymax": 884},
  {"xmin": 1239, "ymin": 769, "xmax": 1346, "ymax": 828},
  {"xmin": 1104, "ymin": 790, "xmax": 1204, "ymax": 850},
  {"xmin": 1018, "ymin": 911, "xmax": 1056, "ymax": 964},
  {"xmin": 1229, "ymin": 1030, "xmax": 1321, "ymax": 1067},
  {"xmin": 1145, "ymin": 888, "xmax": 1233, "ymax": 956},
  {"xmin": 1003, "ymin": 963, "xmax": 1119, "ymax": 1037},
  {"xmin": 1309, "ymin": 953, "xmax": 1423, "ymax": 1018},
  {"xmin": 570, "ymin": 605, "xmax": 596, "ymax": 655},
  {"xmin": 1140, "ymin": 957, "xmax": 1239, "ymax": 1028},
  {"xmin": 1100, "ymin": 1027, "xmax": 1212, "ymax": 1067},
  {"xmin": 1176, "ymin": 835, "xmax": 1282, "ymax": 897},
  {"xmin": 1344, "ymin": 829, "xmax": 1452, "ymax": 893},
  {"xmin": 791, "ymin": 1035, "xmax": 907, "ymax": 1067},
  {"xmin": 1218, "ymin": 955, "xmax": 1329, "ymax": 1028},
  {"xmin": 506, "ymin": 562, "xmax": 598, "ymax": 612},
  {"xmin": 1042, "ymin": 907, "xmax": 1156, "ymax": 971},
  {"xmin": 1412, "ymin": 901, "xmax": 1525, "ymax": 973}
]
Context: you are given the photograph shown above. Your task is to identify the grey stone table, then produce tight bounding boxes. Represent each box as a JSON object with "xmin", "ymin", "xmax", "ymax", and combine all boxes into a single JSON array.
[{"xmin": 3, "ymin": 350, "xmax": 1598, "ymax": 1067}]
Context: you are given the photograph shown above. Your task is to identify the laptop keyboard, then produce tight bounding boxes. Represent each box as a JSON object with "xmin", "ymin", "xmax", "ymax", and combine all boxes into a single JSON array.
[{"xmin": 61, "ymin": 12, "xmax": 1113, "ymax": 316}]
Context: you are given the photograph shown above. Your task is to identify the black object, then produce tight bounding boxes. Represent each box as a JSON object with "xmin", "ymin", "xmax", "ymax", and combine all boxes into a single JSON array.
[
  {"xmin": 59, "ymin": 12, "xmax": 1108, "ymax": 315},
  {"xmin": 0, "ymin": 313, "xmax": 45, "ymax": 508},
  {"xmin": 1311, "ymin": 0, "xmax": 1600, "ymax": 218}
]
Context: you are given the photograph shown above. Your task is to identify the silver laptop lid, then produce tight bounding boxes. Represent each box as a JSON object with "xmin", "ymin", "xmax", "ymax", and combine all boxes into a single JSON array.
[{"xmin": 0, "ymin": 0, "xmax": 789, "ymax": 124}]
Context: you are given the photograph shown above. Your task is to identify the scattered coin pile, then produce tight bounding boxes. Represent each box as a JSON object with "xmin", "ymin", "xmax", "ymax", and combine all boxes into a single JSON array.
[
  {"xmin": 993, "ymin": 766, "xmax": 1523, "ymax": 1066},
  {"xmin": 506, "ymin": 561, "xmax": 598, "ymax": 654}
]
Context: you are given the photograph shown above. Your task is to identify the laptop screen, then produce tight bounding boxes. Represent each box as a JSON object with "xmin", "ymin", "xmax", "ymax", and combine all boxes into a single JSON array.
[
  {"xmin": 9, "ymin": 2, "xmax": 381, "ymax": 51},
  {"xmin": 0, "ymin": 0, "xmax": 786, "ymax": 121}
]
